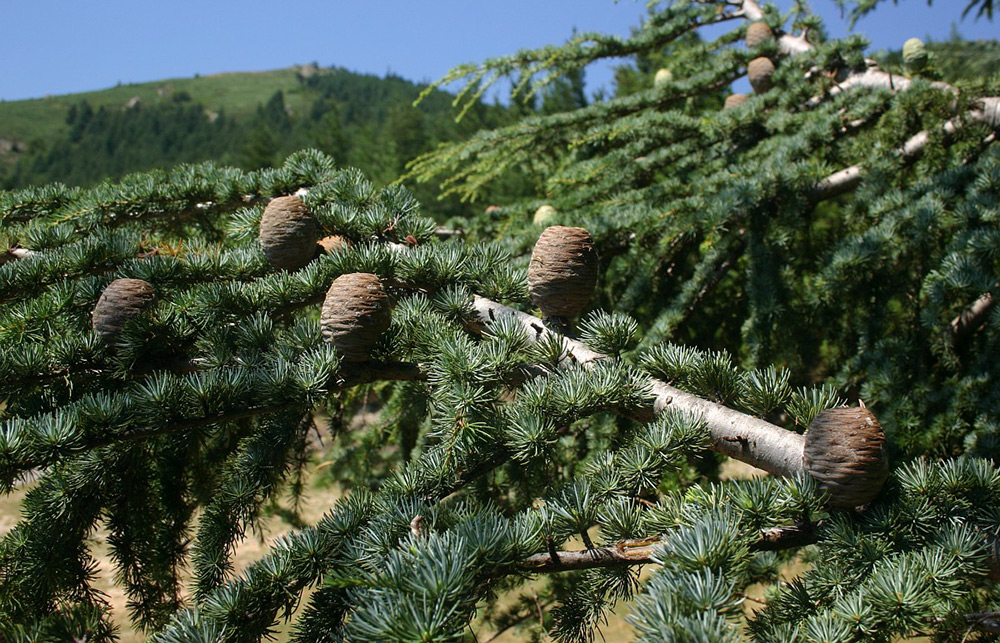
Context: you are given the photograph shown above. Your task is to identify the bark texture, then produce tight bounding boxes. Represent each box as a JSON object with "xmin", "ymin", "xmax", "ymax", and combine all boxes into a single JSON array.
[
  {"xmin": 948, "ymin": 290, "xmax": 996, "ymax": 342},
  {"xmin": 0, "ymin": 247, "xmax": 34, "ymax": 265},
  {"xmin": 471, "ymin": 296, "xmax": 806, "ymax": 477}
]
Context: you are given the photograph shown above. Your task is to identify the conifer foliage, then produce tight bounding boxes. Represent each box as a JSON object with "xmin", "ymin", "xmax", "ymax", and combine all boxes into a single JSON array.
[{"xmin": 1, "ymin": 1, "xmax": 999, "ymax": 641}]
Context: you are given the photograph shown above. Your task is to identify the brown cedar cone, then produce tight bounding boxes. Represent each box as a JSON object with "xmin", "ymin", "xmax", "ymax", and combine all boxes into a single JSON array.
[
  {"xmin": 92, "ymin": 278, "xmax": 155, "ymax": 338},
  {"xmin": 321, "ymin": 273, "xmax": 391, "ymax": 362},
  {"xmin": 748, "ymin": 57, "xmax": 776, "ymax": 93},
  {"xmin": 527, "ymin": 226, "xmax": 598, "ymax": 318},
  {"xmin": 803, "ymin": 407, "xmax": 889, "ymax": 509},
  {"xmin": 259, "ymin": 195, "xmax": 320, "ymax": 271},
  {"xmin": 724, "ymin": 94, "xmax": 749, "ymax": 109},
  {"xmin": 317, "ymin": 235, "xmax": 351, "ymax": 255},
  {"xmin": 746, "ymin": 22, "xmax": 773, "ymax": 49}
]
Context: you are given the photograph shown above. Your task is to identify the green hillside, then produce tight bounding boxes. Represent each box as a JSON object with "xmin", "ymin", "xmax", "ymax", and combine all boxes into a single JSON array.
[
  {"xmin": 0, "ymin": 67, "xmax": 310, "ymax": 148},
  {"xmin": 0, "ymin": 65, "xmax": 533, "ymax": 218}
]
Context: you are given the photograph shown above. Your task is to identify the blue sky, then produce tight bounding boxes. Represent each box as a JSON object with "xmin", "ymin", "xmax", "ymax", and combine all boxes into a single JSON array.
[{"xmin": 1, "ymin": 1, "xmax": 995, "ymax": 103}]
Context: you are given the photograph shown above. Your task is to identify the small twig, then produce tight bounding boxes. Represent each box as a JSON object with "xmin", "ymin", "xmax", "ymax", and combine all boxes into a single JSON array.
[
  {"xmin": 533, "ymin": 593, "xmax": 545, "ymax": 631},
  {"xmin": 947, "ymin": 288, "xmax": 997, "ymax": 344},
  {"xmin": 480, "ymin": 596, "xmax": 555, "ymax": 643},
  {"xmin": 738, "ymin": 592, "xmax": 768, "ymax": 606},
  {"xmin": 410, "ymin": 515, "xmax": 425, "ymax": 538},
  {"xmin": 518, "ymin": 524, "xmax": 820, "ymax": 573},
  {"xmin": 964, "ymin": 611, "xmax": 1000, "ymax": 635}
]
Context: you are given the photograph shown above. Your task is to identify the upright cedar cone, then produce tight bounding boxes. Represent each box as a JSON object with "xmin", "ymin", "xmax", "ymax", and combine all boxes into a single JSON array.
[
  {"xmin": 803, "ymin": 407, "xmax": 889, "ymax": 508},
  {"xmin": 259, "ymin": 195, "xmax": 320, "ymax": 271},
  {"xmin": 745, "ymin": 22, "xmax": 773, "ymax": 49},
  {"xmin": 321, "ymin": 273, "xmax": 391, "ymax": 361},
  {"xmin": 527, "ymin": 226, "xmax": 598, "ymax": 318},
  {"xmin": 653, "ymin": 68, "xmax": 674, "ymax": 88},
  {"xmin": 902, "ymin": 37, "xmax": 928, "ymax": 72},
  {"xmin": 318, "ymin": 234, "xmax": 351, "ymax": 255},
  {"xmin": 92, "ymin": 278, "xmax": 155, "ymax": 338},
  {"xmin": 724, "ymin": 94, "xmax": 749, "ymax": 109},
  {"xmin": 747, "ymin": 57, "xmax": 776, "ymax": 93}
]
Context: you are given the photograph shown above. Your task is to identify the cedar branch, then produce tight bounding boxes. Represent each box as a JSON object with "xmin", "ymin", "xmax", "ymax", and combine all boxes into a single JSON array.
[
  {"xmin": 517, "ymin": 523, "xmax": 817, "ymax": 572},
  {"xmin": 470, "ymin": 297, "xmax": 806, "ymax": 477}
]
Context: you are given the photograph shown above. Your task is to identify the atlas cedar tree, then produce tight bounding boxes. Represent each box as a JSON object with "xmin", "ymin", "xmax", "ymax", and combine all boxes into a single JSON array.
[{"xmin": 0, "ymin": 1, "xmax": 998, "ymax": 642}]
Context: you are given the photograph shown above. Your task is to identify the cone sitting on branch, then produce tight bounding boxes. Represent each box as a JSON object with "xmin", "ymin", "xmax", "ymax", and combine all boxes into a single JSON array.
[
  {"xmin": 259, "ymin": 195, "xmax": 320, "ymax": 271},
  {"xmin": 317, "ymin": 234, "xmax": 351, "ymax": 256},
  {"xmin": 803, "ymin": 406, "xmax": 889, "ymax": 508},
  {"xmin": 724, "ymin": 93, "xmax": 749, "ymax": 109},
  {"xmin": 91, "ymin": 278, "xmax": 155, "ymax": 339},
  {"xmin": 321, "ymin": 273, "xmax": 391, "ymax": 362},
  {"xmin": 748, "ymin": 56, "xmax": 776, "ymax": 93},
  {"xmin": 527, "ymin": 226, "xmax": 598, "ymax": 320},
  {"xmin": 745, "ymin": 21, "xmax": 773, "ymax": 49}
]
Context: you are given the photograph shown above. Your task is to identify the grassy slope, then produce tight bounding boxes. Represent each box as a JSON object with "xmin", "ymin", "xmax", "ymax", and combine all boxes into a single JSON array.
[{"xmin": 0, "ymin": 68, "xmax": 314, "ymax": 146}]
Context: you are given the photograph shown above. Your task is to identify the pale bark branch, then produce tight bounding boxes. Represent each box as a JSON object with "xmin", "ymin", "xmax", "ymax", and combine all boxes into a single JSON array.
[
  {"xmin": 804, "ymin": 63, "xmax": 958, "ymax": 109},
  {"xmin": 470, "ymin": 297, "xmax": 806, "ymax": 477},
  {"xmin": 736, "ymin": 2, "xmax": 1000, "ymax": 208},
  {"xmin": 0, "ymin": 247, "xmax": 35, "ymax": 265},
  {"xmin": 810, "ymin": 99, "xmax": 1000, "ymax": 202}
]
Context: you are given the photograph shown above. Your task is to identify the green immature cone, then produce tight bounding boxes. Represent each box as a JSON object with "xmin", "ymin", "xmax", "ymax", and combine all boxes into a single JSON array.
[
  {"xmin": 903, "ymin": 37, "xmax": 928, "ymax": 72},
  {"xmin": 91, "ymin": 278, "xmax": 155, "ymax": 339},
  {"xmin": 803, "ymin": 407, "xmax": 889, "ymax": 508},
  {"xmin": 321, "ymin": 273, "xmax": 391, "ymax": 362},
  {"xmin": 527, "ymin": 226, "xmax": 598, "ymax": 319},
  {"xmin": 653, "ymin": 68, "xmax": 674, "ymax": 88},
  {"xmin": 259, "ymin": 195, "xmax": 321, "ymax": 271},
  {"xmin": 533, "ymin": 204, "xmax": 558, "ymax": 226},
  {"xmin": 747, "ymin": 57, "xmax": 776, "ymax": 93}
]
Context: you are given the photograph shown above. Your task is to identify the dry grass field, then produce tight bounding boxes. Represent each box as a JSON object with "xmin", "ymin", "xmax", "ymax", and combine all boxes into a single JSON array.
[{"xmin": 0, "ymin": 457, "xmax": 797, "ymax": 641}]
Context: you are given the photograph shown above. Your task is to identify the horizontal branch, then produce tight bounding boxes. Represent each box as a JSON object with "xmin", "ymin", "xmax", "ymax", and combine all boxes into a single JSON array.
[
  {"xmin": 1, "ymin": 361, "xmax": 425, "ymax": 484},
  {"xmin": 108, "ymin": 361, "xmax": 425, "ymax": 447},
  {"xmin": 810, "ymin": 98, "xmax": 1000, "ymax": 202},
  {"xmin": 518, "ymin": 523, "xmax": 817, "ymax": 572},
  {"xmin": 737, "ymin": 1, "xmax": 998, "ymax": 208},
  {"xmin": 470, "ymin": 297, "xmax": 805, "ymax": 477},
  {"xmin": 965, "ymin": 612, "xmax": 1000, "ymax": 634},
  {"xmin": 804, "ymin": 62, "xmax": 958, "ymax": 110}
]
